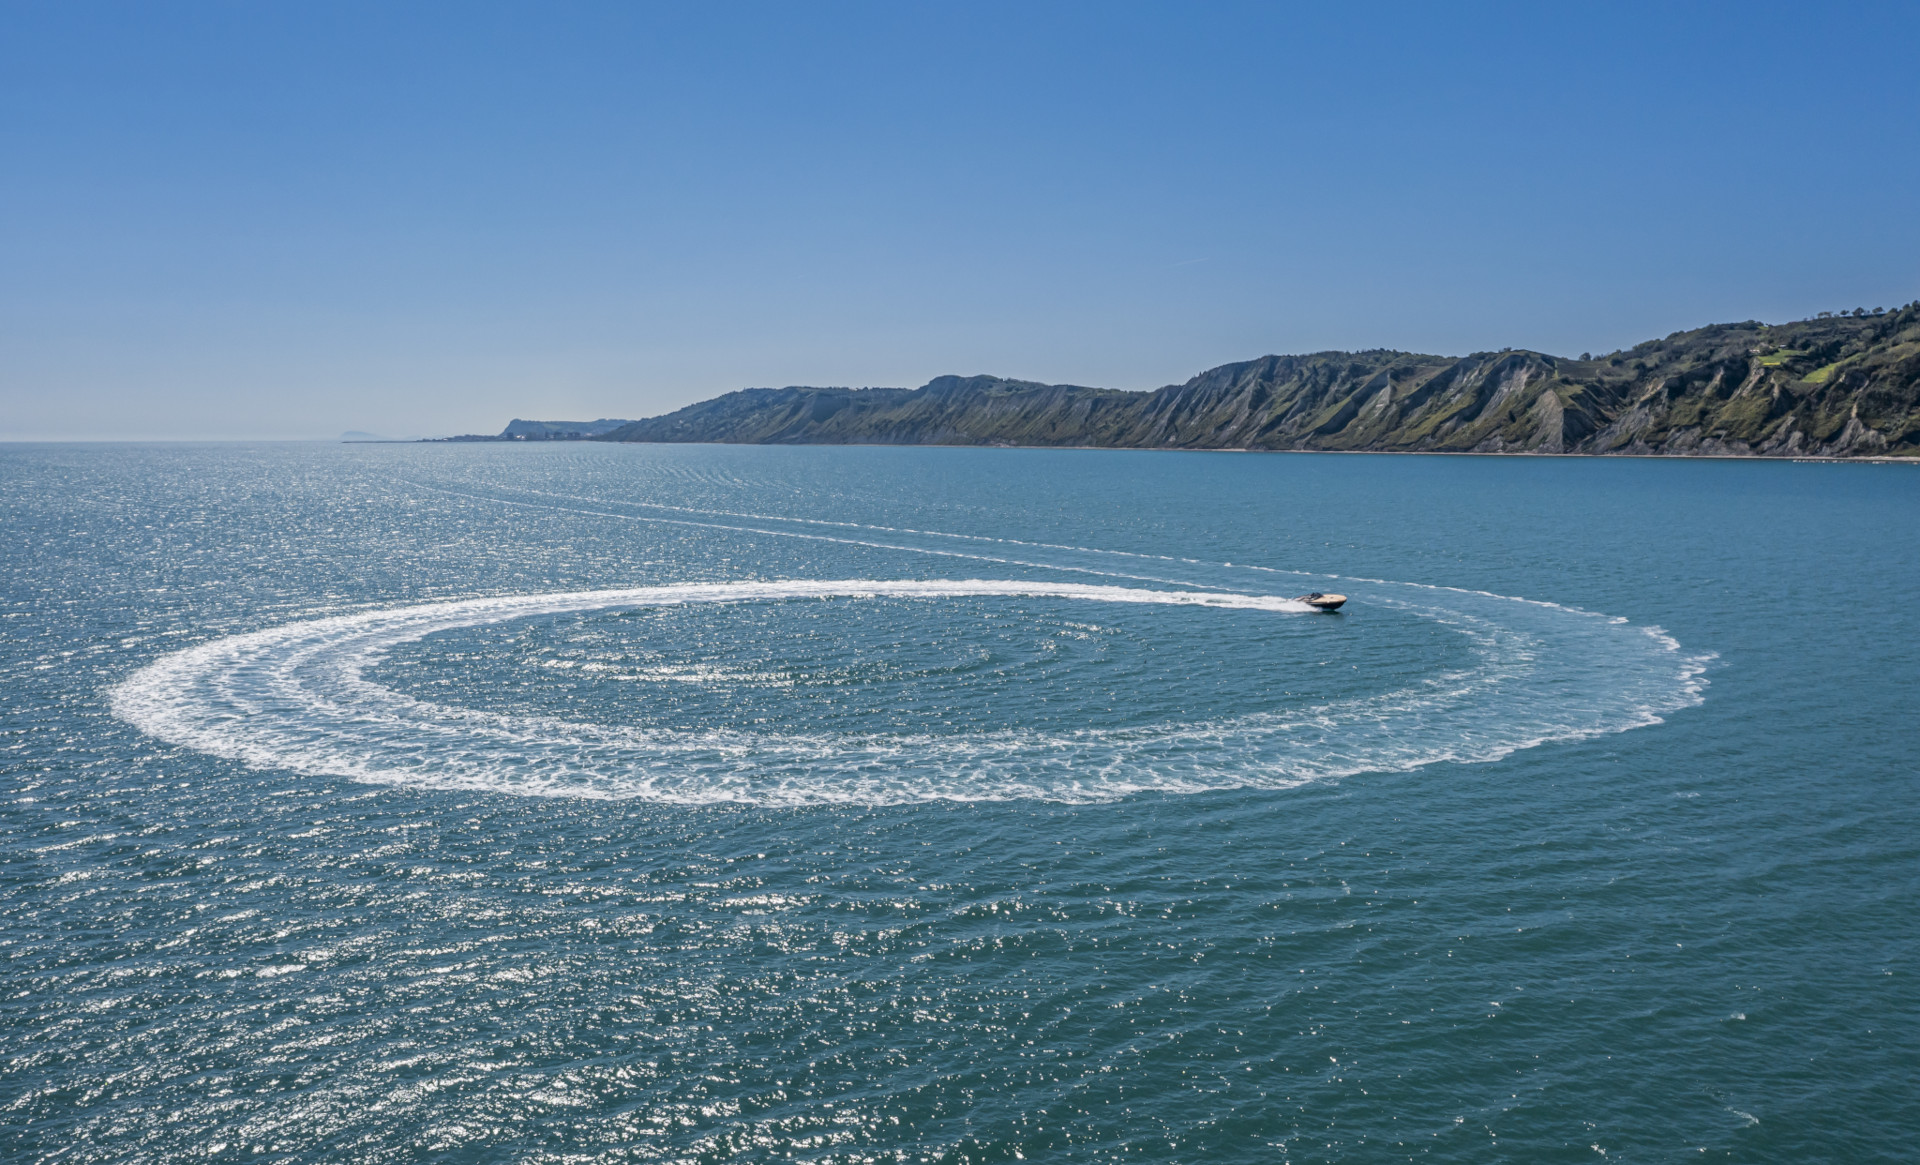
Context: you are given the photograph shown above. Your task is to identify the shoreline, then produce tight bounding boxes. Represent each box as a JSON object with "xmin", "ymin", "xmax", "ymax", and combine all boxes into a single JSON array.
[{"xmin": 570, "ymin": 439, "xmax": 1920, "ymax": 465}]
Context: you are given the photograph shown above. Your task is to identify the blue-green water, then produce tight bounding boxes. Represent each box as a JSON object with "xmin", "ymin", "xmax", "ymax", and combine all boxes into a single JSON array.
[{"xmin": 2, "ymin": 442, "xmax": 1915, "ymax": 1162}]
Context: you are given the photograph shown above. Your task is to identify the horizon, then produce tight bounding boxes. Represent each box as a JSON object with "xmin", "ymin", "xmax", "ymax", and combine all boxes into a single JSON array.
[
  {"xmin": 7, "ymin": 304, "xmax": 1914, "ymax": 443},
  {"xmin": 4, "ymin": 1, "xmax": 1918, "ymax": 440}
]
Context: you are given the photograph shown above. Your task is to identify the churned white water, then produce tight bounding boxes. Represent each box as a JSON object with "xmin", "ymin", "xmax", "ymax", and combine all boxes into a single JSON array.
[{"xmin": 112, "ymin": 576, "xmax": 1707, "ymax": 804}]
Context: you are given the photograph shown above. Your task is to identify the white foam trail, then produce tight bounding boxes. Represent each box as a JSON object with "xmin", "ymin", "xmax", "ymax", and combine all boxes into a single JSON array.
[
  {"xmin": 399, "ymin": 481, "xmax": 1212, "ymax": 588},
  {"xmin": 111, "ymin": 579, "xmax": 1710, "ymax": 806},
  {"xmin": 449, "ymin": 482, "xmax": 1205, "ymax": 564},
  {"xmin": 398, "ymin": 482, "xmax": 1644, "ymax": 620}
]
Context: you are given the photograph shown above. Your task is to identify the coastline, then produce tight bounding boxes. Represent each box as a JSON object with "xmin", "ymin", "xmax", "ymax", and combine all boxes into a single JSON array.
[{"xmin": 565, "ymin": 439, "xmax": 1920, "ymax": 465}]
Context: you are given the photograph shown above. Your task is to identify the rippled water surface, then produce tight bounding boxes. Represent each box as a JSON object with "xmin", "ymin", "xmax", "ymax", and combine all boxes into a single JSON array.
[{"xmin": 3, "ymin": 443, "xmax": 1916, "ymax": 1162}]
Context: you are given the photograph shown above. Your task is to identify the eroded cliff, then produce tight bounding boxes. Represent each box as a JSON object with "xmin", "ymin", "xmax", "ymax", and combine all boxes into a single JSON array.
[{"xmin": 598, "ymin": 308, "xmax": 1920, "ymax": 457}]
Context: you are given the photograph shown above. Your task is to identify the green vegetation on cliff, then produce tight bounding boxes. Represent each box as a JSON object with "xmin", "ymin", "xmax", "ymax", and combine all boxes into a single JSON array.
[{"xmin": 597, "ymin": 306, "xmax": 1920, "ymax": 457}]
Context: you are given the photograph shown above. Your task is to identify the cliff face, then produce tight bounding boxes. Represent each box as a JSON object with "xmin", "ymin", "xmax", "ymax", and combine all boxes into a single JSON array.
[{"xmin": 599, "ymin": 308, "xmax": 1920, "ymax": 457}]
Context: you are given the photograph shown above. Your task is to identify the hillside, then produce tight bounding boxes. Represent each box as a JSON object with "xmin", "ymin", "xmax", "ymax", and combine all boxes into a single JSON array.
[
  {"xmin": 597, "ymin": 307, "xmax": 1920, "ymax": 457},
  {"xmin": 440, "ymin": 418, "xmax": 636, "ymax": 442}
]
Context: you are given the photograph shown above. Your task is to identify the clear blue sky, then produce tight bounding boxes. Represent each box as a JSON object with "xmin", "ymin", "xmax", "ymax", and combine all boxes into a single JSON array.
[{"xmin": 4, "ymin": 2, "xmax": 1917, "ymax": 439}]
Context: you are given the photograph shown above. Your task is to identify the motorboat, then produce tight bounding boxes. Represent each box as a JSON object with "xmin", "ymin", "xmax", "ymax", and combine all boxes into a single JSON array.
[{"xmin": 1294, "ymin": 592, "xmax": 1347, "ymax": 612}]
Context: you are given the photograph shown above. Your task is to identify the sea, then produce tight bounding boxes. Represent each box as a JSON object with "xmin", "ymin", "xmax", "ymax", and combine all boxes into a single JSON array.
[{"xmin": 2, "ymin": 441, "xmax": 1915, "ymax": 1163}]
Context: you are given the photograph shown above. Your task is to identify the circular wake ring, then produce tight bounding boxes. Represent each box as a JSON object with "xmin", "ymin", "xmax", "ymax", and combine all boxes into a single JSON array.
[{"xmin": 110, "ymin": 579, "xmax": 1706, "ymax": 804}]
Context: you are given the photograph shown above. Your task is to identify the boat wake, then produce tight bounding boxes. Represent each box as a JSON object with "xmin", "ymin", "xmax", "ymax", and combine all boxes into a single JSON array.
[{"xmin": 111, "ymin": 575, "xmax": 1711, "ymax": 805}]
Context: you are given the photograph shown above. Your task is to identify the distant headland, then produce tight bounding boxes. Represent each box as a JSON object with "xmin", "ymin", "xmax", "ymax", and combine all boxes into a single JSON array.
[{"xmin": 442, "ymin": 306, "xmax": 1920, "ymax": 458}]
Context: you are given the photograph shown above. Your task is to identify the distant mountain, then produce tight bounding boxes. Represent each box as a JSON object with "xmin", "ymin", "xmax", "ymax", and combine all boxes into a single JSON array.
[
  {"xmin": 595, "ymin": 308, "xmax": 1920, "ymax": 457},
  {"xmin": 442, "ymin": 418, "xmax": 637, "ymax": 442},
  {"xmin": 502, "ymin": 418, "xmax": 635, "ymax": 439}
]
